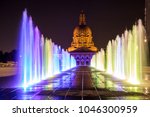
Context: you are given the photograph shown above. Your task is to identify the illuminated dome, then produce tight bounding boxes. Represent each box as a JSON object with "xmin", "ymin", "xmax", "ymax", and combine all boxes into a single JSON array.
[
  {"xmin": 68, "ymin": 11, "xmax": 98, "ymax": 52},
  {"xmin": 73, "ymin": 25, "xmax": 92, "ymax": 37}
]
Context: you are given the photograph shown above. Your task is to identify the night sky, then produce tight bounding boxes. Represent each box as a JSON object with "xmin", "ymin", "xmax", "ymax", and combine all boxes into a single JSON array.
[{"xmin": 0, "ymin": 0, "xmax": 145, "ymax": 52}]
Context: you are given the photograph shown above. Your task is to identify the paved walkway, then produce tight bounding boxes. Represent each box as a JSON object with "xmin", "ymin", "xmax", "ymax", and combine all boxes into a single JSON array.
[{"xmin": 0, "ymin": 66, "xmax": 150, "ymax": 100}]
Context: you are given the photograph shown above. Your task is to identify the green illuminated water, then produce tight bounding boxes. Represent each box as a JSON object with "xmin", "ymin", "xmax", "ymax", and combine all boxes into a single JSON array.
[{"xmin": 91, "ymin": 20, "xmax": 148, "ymax": 85}]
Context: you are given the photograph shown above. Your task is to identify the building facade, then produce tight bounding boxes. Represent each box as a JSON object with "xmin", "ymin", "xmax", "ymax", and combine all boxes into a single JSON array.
[{"xmin": 68, "ymin": 11, "xmax": 98, "ymax": 66}]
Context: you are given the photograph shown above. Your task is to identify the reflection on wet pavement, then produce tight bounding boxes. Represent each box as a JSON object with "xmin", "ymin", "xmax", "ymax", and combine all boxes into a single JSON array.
[{"xmin": 0, "ymin": 66, "xmax": 150, "ymax": 100}]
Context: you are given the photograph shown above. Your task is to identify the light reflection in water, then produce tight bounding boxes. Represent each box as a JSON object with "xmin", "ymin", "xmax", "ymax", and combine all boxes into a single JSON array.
[
  {"xmin": 20, "ymin": 67, "xmax": 150, "ymax": 100},
  {"xmin": 92, "ymin": 71, "xmax": 150, "ymax": 95}
]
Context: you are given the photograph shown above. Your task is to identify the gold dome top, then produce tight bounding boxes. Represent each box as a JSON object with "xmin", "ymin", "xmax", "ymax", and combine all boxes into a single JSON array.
[
  {"xmin": 68, "ymin": 11, "xmax": 98, "ymax": 52},
  {"xmin": 73, "ymin": 11, "xmax": 92, "ymax": 37}
]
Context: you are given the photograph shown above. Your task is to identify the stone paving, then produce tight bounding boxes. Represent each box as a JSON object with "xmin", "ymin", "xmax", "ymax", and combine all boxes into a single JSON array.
[{"xmin": 0, "ymin": 66, "xmax": 150, "ymax": 100}]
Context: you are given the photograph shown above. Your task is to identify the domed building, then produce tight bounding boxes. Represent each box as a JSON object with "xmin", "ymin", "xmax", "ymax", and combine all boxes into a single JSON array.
[{"xmin": 68, "ymin": 11, "xmax": 98, "ymax": 66}]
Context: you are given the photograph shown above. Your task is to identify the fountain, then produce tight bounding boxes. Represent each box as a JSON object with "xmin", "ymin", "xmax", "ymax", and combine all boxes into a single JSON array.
[
  {"xmin": 91, "ymin": 19, "xmax": 148, "ymax": 84},
  {"xmin": 91, "ymin": 48, "xmax": 105, "ymax": 71},
  {"xmin": 18, "ymin": 9, "xmax": 76, "ymax": 89},
  {"xmin": 19, "ymin": 9, "xmax": 148, "ymax": 89}
]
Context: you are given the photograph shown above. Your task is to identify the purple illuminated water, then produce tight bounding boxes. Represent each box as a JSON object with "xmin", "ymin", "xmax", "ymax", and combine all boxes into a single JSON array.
[{"xmin": 19, "ymin": 10, "xmax": 76, "ymax": 89}]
